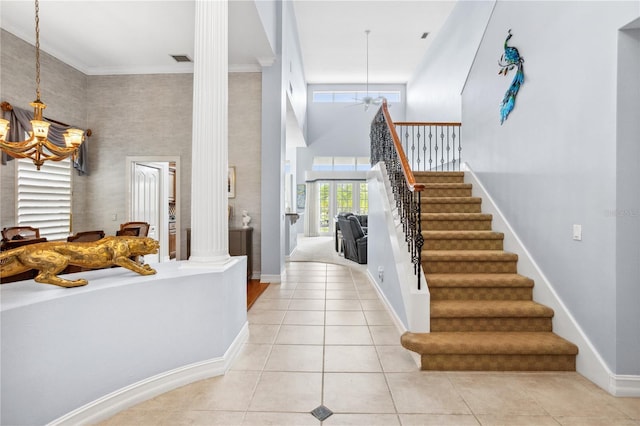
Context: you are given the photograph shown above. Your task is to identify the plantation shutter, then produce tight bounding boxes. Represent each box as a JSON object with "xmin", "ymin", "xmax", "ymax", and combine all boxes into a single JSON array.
[{"xmin": 17, "ymin": 158, "xmax": 71, "ymax": 241}]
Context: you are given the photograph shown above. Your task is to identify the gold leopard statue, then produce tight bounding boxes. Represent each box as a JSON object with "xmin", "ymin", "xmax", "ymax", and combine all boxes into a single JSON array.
[{"xmin": 0, "ymin": 236, "xmax": 160, "ymax": 288}]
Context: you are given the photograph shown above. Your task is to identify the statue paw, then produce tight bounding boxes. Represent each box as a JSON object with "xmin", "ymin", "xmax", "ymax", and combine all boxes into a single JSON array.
[
  {"xmin": 35, "ymin": 275, "xmax": 88, "ymax": 288},
  {"xmin": 66, "ymin": 279, "xmax": 89, "ymax": 288}
]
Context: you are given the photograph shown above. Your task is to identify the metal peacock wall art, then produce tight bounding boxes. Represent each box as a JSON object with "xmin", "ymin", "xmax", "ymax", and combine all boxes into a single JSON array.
[{"xmin": 498, "ymin": 29, "xmax": 525, "ymax": 124}]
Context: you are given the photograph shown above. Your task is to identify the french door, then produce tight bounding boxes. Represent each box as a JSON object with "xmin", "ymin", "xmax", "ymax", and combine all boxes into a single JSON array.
[{"xmin": 318, "ymin": 181, "xmax": 368, "ymax": 236}]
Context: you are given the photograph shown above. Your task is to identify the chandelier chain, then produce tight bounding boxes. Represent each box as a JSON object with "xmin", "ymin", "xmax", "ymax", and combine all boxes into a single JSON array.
[{"xmin": 34, "ymin": 0, "xmax": 41, "ymax": 101}]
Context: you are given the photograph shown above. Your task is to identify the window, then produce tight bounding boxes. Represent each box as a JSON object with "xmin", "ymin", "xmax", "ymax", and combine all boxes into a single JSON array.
[
  {"xmin": 315, "ymin": 181, "xmax": 368, "ymax": 236},
  {"xmin": 319, "ymin": 182, "xmax": 331, "ymax": 234},
  {"xmin": 17, "ymin": 158, "xmax": 72, "ymax": 241},
  {"xmin": 312, "ymin": 90, "xmax": 401, "ymax": 103},
  {"xmin": 359, "ymin": 183, "xmax": 369, "ymax": 215},
  {"xmin": 312, "ymin": 156, "xmax": 370, "ymax": 172},
  {"xmin": 333, "ymin": 157, "xmax": 355, "ymax": 171},
  {"xmin": 356, "ymin": 157, "xmax": 371, "ymax": 171},
  {"xmin": 335, "ymin": 183, "xmax": 354, "ymax": 213},
  {"xmin": 312, "ymin": 156, "xmax": 334, "ymax": 171}
]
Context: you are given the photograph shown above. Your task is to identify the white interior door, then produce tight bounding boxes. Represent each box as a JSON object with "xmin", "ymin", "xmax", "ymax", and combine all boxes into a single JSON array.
[{"xmin": 131, "ymin": 162, "xmax": 162, "ymax": 263}]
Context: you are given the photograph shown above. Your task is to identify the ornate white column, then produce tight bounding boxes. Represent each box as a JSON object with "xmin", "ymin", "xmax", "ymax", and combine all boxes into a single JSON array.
[{"xmin": 188, "ymin": 0, "xmax": 230, "ymax": 265}]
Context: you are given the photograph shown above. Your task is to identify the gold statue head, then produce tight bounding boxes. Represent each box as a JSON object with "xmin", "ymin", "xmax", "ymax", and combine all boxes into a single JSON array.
[{"xmin": 123, "ymin": 236, "xmax": 160, "ymax": 256}]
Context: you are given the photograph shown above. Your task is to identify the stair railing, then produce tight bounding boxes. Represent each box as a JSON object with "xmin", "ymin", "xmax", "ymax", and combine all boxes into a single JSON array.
[
  {"xmin": 371, "ymin": 100, "xmax": 425, "ymax": 289},
  {"xmin": 394, "ymin": 121, "xmax": 462, "ymax": 171}
]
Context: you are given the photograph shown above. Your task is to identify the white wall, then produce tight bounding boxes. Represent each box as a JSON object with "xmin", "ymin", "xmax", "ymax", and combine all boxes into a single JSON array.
[
  {"xmin": 460, "ymin": 0, "xmax": 639, "ymax": 374},
  {"xmin": 406, "ymin": 1, "xmax": 495, "ymax": 122},
  {"xmin": 284, "ymin": 3, "xmax": 308, "ymax": 137},
  {"xmin": 254, "ymin": 0, "xmax": 278, "ymax": 55},
  {"xmin": 260, "ymin": 0, "xmax": 308, "ymax": 281},
  {"xmin": 1, "ymin": 261, "xmax": 247, "ymax": 426},
  {"xmin": 616, "ymin": 22, "xmax": 640, "ymax": 374}
]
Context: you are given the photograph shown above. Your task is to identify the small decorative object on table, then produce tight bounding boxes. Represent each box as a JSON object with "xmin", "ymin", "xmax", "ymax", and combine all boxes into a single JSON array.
[{"xmin": 242, "ymin": 210, "xmax": 251, "ymax": 228}]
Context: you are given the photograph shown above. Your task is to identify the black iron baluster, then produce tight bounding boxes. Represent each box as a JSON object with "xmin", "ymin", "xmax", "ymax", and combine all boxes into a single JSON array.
[
  {"xmin": 440, "ymin": 126, "xmax": 445, "ymax": 171},
  {"xmin": 433, "ymin": 126, "xmax": 439, "ymax": 171},
  {"xmin": 446, "ymin": 126, "xmax": 450, "ymax": 171},
  {"xmin": 457, "ymin": 125, "xmax": 462, "ymax": 170},
  {"xmin": 428, "ymin": 126, "xmax": 433, "ymax": 171}
]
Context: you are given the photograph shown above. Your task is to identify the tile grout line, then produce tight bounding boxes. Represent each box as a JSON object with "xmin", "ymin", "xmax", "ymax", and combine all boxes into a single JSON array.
[{"xmin": 241, "ymin": 277, "xmax": 292, "ymax": 422}]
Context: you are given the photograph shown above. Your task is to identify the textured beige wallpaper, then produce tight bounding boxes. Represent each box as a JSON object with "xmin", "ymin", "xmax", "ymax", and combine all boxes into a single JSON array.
[
  {"xmin": 84, "ymin": 73, "xmax": 194, "ymax": 256},
  {"xmin": 1, "ymin": 30, "xmax": 88, "ymax": 228},
  {"xmin": 1, "ymin": 30, "xmax": 262, "ymax": 274},
  {"xmin": 228, "ymin": 73, "xmax": 262, "ymax": 275}
]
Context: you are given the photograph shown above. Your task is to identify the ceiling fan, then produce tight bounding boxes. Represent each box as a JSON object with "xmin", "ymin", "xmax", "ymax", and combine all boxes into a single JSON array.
[{"xmin": 354, "ymin": 30, "xmax": 385, "ymax": 111}]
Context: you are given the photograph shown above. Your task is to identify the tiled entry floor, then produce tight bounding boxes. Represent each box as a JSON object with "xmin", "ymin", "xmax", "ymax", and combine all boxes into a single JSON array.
[{"xmin": 100, "ymin": 262, "xmax": 640, "ymax": 425}]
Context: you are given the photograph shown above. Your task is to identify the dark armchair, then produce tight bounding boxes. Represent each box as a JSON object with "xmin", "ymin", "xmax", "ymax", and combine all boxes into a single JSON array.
[{"xmin": 338, "ymin": 215, "xmax": 368, "ymax": 264}]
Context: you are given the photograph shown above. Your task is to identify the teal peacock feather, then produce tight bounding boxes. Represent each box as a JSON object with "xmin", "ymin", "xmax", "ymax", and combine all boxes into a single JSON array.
[{"xmin": 498, "ymin": 29, "xmax": 524, "ymax": 124}]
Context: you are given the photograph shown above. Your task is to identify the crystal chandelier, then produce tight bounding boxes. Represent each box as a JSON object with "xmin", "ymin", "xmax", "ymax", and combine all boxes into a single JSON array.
[{"xmin": 0, "ymin": 0, "xmax": 84, "ymax": 170}]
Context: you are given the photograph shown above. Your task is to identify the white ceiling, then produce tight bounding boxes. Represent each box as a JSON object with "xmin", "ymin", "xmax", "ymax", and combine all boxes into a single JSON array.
[
  {"xmin": 0, "ymin": 0, "xmax": 455, "ymax": 83},
  {"xmin": 292, "ymin": 1, "xmax": 455, "ymax": 84}
]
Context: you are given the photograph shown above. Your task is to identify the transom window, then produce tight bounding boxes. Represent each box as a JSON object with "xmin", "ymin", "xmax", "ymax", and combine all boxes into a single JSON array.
[
  {"xmin": 312, "ymin": 90, "xmax": 401, "ymax": 103},
  {"xmin": 312, "ymin": 156, "xmax": 370, "ymax": 172}
]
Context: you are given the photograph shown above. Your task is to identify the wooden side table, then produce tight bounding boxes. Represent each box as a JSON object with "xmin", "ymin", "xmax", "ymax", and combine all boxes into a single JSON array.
[
  {"xmin": 229, "ymin": 227, "xmax": 252, "ymax": 280},
  {"xmin": 186, "ymin": 227, "xmax": 253, "ymax": 280}
]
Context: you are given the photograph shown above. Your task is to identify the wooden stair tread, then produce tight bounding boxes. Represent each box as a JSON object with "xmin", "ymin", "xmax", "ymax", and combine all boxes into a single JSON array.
[
  {"xmin": 423, "ymin": 183, "xmax": 472, "ymax": 189},
  {"xmin": 414, "ymin": 171, "xmax": 465, "ymax": 178},
  {"xmin": 426, "ymin": 273, "xmax": 534, "ymax": 288},
  {"xmin": 423, "ymin": 230, "xmax": 504, "ymax": 240},
  {"xmin": 402, "ymin": 331, "xmax": 579, "ymax": 355},
  {"xmin": 422, "ymin": 197, "xmax": 482, "ymax": 203},
  {"xmin": 423, "ymin": 250, "xmax": 518, "ymax": 261},
  {"xmin": 431, "ymin": 300, "xmax": 554, "ymax": 318},
  {"xmin": 422, "ymin": 213, "xmax": 492, "ymax": 221}
]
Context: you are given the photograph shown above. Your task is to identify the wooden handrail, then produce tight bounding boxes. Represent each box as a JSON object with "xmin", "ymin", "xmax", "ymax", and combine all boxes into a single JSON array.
[
  {"xmin": 394, "ymin": 121, "xmax": 461, "ymax": 126},
  {"xmin": 1, "ymin": 101, "xmax": 92, "ymax": 137},
  {"xmin": 380, "ymin": 100, "xmax": 424, "ymax": 192}
]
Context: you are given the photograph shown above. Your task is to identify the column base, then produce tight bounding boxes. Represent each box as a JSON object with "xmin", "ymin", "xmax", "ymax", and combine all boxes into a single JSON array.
[{"xmin": 182, "ymin": 253, "xmax": 232, "ymax": 269}]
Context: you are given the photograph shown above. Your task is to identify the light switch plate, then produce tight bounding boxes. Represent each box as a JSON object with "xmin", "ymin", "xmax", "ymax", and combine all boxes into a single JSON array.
[{"xmin": 573, "ymin": 224, "xmax": 582, "ymax": 241}]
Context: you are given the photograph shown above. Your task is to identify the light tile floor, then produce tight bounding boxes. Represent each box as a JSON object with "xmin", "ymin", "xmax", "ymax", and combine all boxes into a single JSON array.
[{"xmin": 100, "ymin": 261, "xmax": 640, "ymax": 426}]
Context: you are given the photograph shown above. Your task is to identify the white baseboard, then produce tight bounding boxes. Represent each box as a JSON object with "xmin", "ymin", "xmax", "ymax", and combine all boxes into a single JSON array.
[
  {"xmin": 260, "ymin": 274, "xmax": 282, "ymax": 283},
  {"xmin": 49, "ymin": 323, "xmax": 249, "ymax": 426},
  {"xmin": 366, "ymin": 269, "xmax": 408, "ymax": 335},
  {"xmin": 609, "ymin": 375, "xmax": 640, "ymax": 397},
  {"xmin": 365, "ymin": 268, "xmax": 421, "ymax": 368}
]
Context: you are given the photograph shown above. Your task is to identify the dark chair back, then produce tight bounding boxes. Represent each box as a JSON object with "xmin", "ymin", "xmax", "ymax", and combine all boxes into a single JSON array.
[
  {"xmin": 338, "ymin": 216, "xmax": 356, "ymax": 246},
  {"xmin": 119, "ymin": 222, "xmax": 149, "ymax": 237},
  {"xmin": 2, "ymin": 226, "xmax": 40, "ymax": 242},
  {"xmin": 116, "ymin": 228, "xmax": 140, "ymax": 237},
  {"xmin": 348, "ymin": 216, "xmax": 365, "ymax": 239},
  {"xmin": 67, "ymin": 230, "xmax": 105, "ymax": 242}
]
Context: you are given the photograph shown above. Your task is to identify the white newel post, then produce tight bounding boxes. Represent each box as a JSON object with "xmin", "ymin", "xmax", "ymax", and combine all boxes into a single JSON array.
[{"xmin": 188, "ymin": 0, "xmax": 230, "ymax": 265}]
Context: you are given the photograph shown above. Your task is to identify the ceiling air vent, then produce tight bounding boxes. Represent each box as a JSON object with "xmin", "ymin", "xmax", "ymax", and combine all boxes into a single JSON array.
[{"xmin": 170, "ymin": 54, "xmax": 192, "ymax": 63}]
